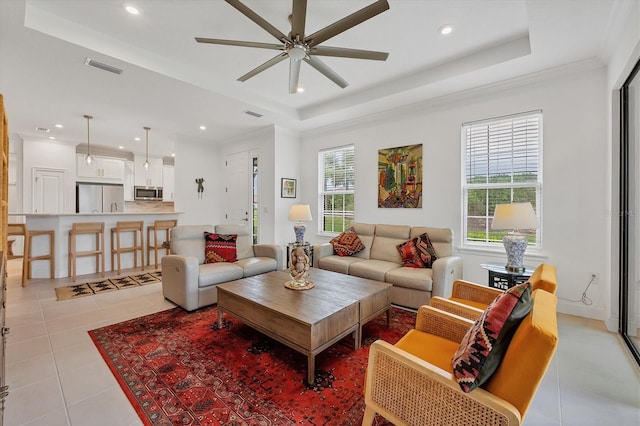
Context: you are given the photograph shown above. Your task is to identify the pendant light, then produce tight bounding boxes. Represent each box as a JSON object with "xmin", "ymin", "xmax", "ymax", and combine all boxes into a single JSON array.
[
  {"xmin": 143, "ymin": 126, "xmax": 150, "ymax": 171},
  {"xmin": 83, "ymin": 114, "xmax": 93, "ymax": 165}
]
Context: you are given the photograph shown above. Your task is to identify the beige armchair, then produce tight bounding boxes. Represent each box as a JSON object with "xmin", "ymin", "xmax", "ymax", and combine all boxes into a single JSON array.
[{"xmin": 363, "ymin": 289, "xmax": 558, "ymax": 426}]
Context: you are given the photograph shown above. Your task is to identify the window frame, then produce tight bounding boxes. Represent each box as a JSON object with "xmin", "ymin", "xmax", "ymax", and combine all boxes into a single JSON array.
[
  {"xmin": 318, "ymin": 145, "xmax": 355, "ymax": 236},
  {"xmin": 461, "ymin": 110, "xmax": 543, "ymax": 250}
]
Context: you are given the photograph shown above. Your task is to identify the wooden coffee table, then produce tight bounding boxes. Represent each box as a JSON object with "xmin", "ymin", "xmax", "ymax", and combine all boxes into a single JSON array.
[{"xmin": 216, "ymin": 268, "xmax": 392, "ymax": 384}]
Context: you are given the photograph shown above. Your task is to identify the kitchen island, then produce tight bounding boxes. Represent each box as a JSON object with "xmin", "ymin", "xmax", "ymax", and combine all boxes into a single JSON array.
[{"xmin": 10, "ymin": 212, "xmax": 182, "ymax": 279}]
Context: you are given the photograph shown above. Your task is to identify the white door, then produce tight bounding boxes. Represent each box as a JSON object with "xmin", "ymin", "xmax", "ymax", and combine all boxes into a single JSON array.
[
  {"xmin": 33, "ymin": 168, "xmax": 66, "ymax": 213},
  {"xmin": 225, "ymin": 151, "xmax": 251, "ymax": 226}
]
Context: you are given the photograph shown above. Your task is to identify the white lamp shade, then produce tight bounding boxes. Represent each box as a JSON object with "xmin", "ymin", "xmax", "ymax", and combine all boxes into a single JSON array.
[
  {"xmin": 491, "ymin": 202, "xmax": 538, "ymax": 231},
  {"xmin": 288, "ymin": 204, "xmax": 312, "ymax": 222}
]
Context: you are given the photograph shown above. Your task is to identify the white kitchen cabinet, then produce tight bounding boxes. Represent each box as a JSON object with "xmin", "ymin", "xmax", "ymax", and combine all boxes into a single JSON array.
[
  {"xmin": 134, "ymin": 155, "xmax": 163, "ymax": 187},
  {"xmin": 162, "ymin": 165, "xmax": 175, "ymax": 201},
  {"xmin": 76, "ymin": 154, "xmax": 125, "ymax": 183},
  {"xmin": 124, "ymin": 160, "xmax": 135, "ymax": 201}
]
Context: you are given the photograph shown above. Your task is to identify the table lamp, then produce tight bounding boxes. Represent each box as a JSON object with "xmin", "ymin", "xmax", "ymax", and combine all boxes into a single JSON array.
[
  {"xmin": 288, "ymin": 204, "xmax": 312, "ymax": 244},
  {"xmin": 491, "ymin": 202, "xmax": 538, "ymax": 273}
]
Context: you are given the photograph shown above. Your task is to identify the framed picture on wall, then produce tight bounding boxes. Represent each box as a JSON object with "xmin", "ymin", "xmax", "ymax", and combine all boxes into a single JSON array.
[{"xmin": 281, "ymin": 178, "xmax": 297, "ymax": 198}]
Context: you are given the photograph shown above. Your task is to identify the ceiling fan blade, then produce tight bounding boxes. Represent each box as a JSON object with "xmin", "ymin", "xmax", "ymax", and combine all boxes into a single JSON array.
[
  {"xmin": 290, "ymin": 0, "xmax": 307, "ymax": 41},
  {"xmin": 305, "ymin": 0, "xmax": 389, "ymax": 48},
  {"xmin": 238, "ymin": 52, "xmax": 288, "ymax": 82},
  {"xmin": 304, "ymin": 56, "xmax": 348, "ymax": 89},
  {"xmin": 289, "ymin": 58, "xmax": 302, "ymax": 94},
  {"xmin": 311, "ymin": 46, "xmax": 388, "ymax": 61},
  {"xmin": 195, "ymin": 37, "xmax": 283, "ymax": 51},
  {"xmin": 225, "ymin": 0, "xmax": 289, "ymax": 42}
]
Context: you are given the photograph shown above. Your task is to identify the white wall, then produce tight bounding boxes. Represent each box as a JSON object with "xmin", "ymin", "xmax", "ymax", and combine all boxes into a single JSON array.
[
  {"xmin": 173, "ymin": 138, "xmax": 222, "ymax": 226},
  {"xmin": 300, "ymin": 65, "xmax": 610, "ymax": 321},
  {"xmin": 273, "ymin": 125, "xmax": 302, "ymax": 245}
]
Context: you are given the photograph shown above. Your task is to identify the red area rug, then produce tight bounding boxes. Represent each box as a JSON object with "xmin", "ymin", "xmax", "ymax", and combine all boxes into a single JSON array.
[{"xmin": 89, "ymin": 305, "xmax": 415, "ymax": 425}]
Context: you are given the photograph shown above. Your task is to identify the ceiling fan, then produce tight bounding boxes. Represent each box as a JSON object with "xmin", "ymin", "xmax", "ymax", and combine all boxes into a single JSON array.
[{"xmin": 195, "ymin": 0, "xmax": 390, "ymax": 93}]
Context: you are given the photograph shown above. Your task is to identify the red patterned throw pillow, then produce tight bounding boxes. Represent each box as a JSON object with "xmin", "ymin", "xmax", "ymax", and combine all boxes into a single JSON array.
[
  {"xmin": 204, "ymin": 232, "xmax": 237, "ymax": 263},
  {"xmin": 396, "ymin": 232, "xmax": 438, "ymax": 268},
  {"xmin": 330, "ymin": 227, "xmax": 365, "ymax": 257},
  {"xmin": 452, "ymin": 282, "xmax": 533, "ymax": 392}
]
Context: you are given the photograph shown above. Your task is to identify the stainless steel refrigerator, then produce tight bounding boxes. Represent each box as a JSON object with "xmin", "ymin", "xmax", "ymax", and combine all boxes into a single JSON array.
[{"xmin": 76, "ymin": 183, "xmax": 125, "ymax": 213}]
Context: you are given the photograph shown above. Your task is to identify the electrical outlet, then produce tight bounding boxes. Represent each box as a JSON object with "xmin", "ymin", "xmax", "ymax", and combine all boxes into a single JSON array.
[{"xmin": 590, "ymin": 273, "xmax": 599, "ymax": 285}]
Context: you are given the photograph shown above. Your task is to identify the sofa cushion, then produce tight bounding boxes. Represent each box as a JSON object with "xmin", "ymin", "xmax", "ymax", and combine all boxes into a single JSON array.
[
  {"xmin": 198, "ymin": 262, "xmax": 243, "ymax": 288},
  {"xmin": 411, "ymin": 226, "xmax": 453, "ymax": 258},
  {"xmin": 204, "ymin": 232, "xmax": 237, "ymax": 263},
  {"xmin": 350, "ymin": 223, "xmax": 376, "ymax": 259},
  {"xmin": 215, "ymin": 224, "xmax": 254, "ymax": 260},
  {"xmin": 349, "ymin": 259, "xmax": 400, "ymax": 282},
  {"xmin": 385, "ymin": 267, "xmax": 433, "ymax": 292},
  {"xmin": 330, "ymin": 227, "xmax": 365, "ymax": 256},
  {"xmin": 452, "ymin": 282, "xmax": 533, "ymax": 392},
  {"xmin": 171, "ymin": 225, "xmax": 214, "ymax": 264},
  {"xmin": 317, "ymin": 255, "xmax": 365, "ymax": 274},
  {"xmin": 370, "ymin": 224, "xmax": 411, "ymax": 264},
  {"xmin": 236, "ymin": 257, "xmax": 278, "ymax": 277}
]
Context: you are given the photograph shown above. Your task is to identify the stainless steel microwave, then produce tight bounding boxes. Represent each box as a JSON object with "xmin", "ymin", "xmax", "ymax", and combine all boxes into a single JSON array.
[{"xmin": 134, "ymin": 186, "xmax": 163, "ymax": 201}]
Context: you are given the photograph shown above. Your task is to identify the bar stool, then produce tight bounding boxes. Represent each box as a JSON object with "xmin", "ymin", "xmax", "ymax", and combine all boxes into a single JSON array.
[
  {"xmin": 7, "ymin": 224, "xmax": 29, "ymax": 286},
  {"xmin": 110, "ymin": 221, "xmax": 144, "ymax": 275},
  {"xmin": 146, "ymin": 219, "xmax": 177, "ymax": 269},
  {"xmin": 9, "ymin": 225, "xmax": 56, "ymax": 285},
  {"xmin": 69, "ymin": 222, "xmax": 105, "ymax": 282}
]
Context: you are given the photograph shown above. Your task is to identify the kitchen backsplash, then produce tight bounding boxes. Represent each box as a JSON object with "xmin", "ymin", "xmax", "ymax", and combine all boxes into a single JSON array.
[{"xmin": 124, "ymin": 201, "xmax": 174, "ymax": 212}]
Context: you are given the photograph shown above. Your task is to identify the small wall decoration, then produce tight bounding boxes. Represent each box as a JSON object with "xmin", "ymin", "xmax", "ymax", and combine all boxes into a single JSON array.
[
  {"xmin": 195, "ymin": 178, "xmax": 205, "ymax": 199},
  {"xmin": 378, "ymin": 144, "xmax": 423, "ymax": 208},
  {"xmin": 281, "ymin": 178, "xmax": 297, "ymax": 198}
]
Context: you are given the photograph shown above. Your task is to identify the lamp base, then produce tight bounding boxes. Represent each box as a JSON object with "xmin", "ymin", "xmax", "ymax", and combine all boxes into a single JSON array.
[
  {"xmin": 502, "ymin": 233, "xmax": 528, "ymax": 273},
  {"xmin": 293, "ymin": 222, "xmax": 306, "ymax": 244}
]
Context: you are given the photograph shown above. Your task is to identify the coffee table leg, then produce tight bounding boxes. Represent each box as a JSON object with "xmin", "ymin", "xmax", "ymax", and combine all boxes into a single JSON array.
[
  {"xmin": 308, "ymin": 355, "xmax": 315, "ymax": 384},
  {"xmin": 355, "ymin": 325, "xmax": 362, "ymax": 350},
  {"xmin": 218, "ymin": 306, "xmax": 223, "ymax": 329}
]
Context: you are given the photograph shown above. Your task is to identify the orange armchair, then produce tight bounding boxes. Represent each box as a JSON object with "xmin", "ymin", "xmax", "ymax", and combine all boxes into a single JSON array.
[{"xmin": 363, "ymin": 289, "xmax": 558, "ymax": 426}]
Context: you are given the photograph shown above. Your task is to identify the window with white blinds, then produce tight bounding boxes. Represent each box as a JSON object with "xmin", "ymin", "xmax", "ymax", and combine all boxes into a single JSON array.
[
  {"xmin": 462, "ymin": 111, "xmax": 542, "ymax": 247},
  {"xmin": 319, "ymin": 145, "xmax": 355, "ymax": 235}
]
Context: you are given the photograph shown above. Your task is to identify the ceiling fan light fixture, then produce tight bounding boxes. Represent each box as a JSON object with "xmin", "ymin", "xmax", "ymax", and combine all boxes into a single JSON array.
[
  {"xmin": 287, "ymin": 43, "xmax": 307, "ymax": 61},
  {"xmin": 125, "ymin": 5, "xmax": 139, "ymax": 15}
]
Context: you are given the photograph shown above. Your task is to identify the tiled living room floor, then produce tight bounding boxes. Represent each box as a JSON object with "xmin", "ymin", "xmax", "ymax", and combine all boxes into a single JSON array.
[{"xmin": 3, "ymin": 259, "xmax": 640, "ymax": 426}]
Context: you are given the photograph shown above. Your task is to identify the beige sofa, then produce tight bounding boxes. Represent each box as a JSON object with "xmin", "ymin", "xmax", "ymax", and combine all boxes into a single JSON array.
[
  {"xmin": 161, "ymin": 224, "xmax": 285, "ymax": 311},
  {"xmin": 313, "ymin": 223, "xmax": 462, "ymax": 309}
]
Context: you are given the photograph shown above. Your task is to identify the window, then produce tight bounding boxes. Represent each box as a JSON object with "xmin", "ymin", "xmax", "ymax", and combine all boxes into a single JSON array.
[
  {"xmin": 319, "ymin": 145, "xmax": 355, "ymax": 234},
  {"xmin": 462, "ymin": 111, "xmax": 542, "ymax": 248}
]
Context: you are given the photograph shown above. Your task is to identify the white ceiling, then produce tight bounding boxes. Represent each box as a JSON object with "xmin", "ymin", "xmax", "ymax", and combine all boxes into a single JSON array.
[{"xmin": 0, "ymin": 0, "xmax": 626, "ymax": 157}]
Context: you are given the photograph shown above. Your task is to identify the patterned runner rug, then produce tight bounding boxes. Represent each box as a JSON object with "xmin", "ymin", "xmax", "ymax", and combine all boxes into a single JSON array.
[
  {"xmin": 88, "ymin": 305, "xmax": 415, "ymax": 425},
  {"xmin": 55, "ymin": 271, "xmax": 162, "ymax": 301}
]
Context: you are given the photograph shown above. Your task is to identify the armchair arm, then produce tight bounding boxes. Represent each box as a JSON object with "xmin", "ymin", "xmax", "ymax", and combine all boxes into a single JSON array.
[
  {"xmin": 312, "ymin": 243, "xmax": 334, "ymax": 266},
  {"xmin": 161, "ymin": 255, "xmax": 200, "ymax": 311},
  {"xmin": 429, "ymin": 296, "xmax": 485, "ymax": 321},
  {"xmin": 431, "ymin": 256, "xmax": 463, "ymax": 299},
  {"xmin": 452, "ymin": 280, "xmax": 503, "ymax": 305},
  {"xmin": 415, "ymin": 305, "xmax": 474, "ymax": 343},
  {"xmin": 253, "ymin": 244, "xmax": 286, "ymax": 270},
  {"xmin": 363, "ymin": 340, "xmax": 522, "ymax": 426}
]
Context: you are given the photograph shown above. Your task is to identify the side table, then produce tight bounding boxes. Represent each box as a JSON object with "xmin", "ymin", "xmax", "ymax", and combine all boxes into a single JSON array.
[
  {"xmin": 286, "ymin": 242, "xmax": 313, "ymax": 268},
  {"xmin": 480, "ymin": 263, "xmax": 533, "ymax": 291}
]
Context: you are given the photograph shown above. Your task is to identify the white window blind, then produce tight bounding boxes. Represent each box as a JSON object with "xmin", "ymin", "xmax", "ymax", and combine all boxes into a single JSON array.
[
  {"xmin": 319, "ymin": 145, "xmax": 355, "ymax": 234},
  {"xmin": 462, "ymin": 111, "xmax": 542, "ymax": 247}
]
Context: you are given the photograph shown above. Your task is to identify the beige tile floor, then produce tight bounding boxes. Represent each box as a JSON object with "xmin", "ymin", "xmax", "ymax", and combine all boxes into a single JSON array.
[{"xmin": 3, "ymin": 259, "xmax": 640, "ymax": 425}]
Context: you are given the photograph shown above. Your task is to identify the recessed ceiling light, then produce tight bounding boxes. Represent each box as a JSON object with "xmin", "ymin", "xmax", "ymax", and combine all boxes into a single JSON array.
[
  {"xmin": 171, "ymin": 153, "xmax": 176, "ymax": 157},
  {"xmin": 48, "ymin": 136, "xmax": 56, "ymax": 140},
  {"xmin": 438, "ymin": 24, "xmax": 453, "ymax": 36},
  {"xmin": 134, "ymin": 137, "xmax": 141, "ymax": 141},
  {"xmin": 125, "ymin": 5, "xmax": 139, "ymax": 15},
  {"xmin": 296, "ymin": 87, "xmax": 304, "ymax": 93},
  {"xmin": 55, "ymin": 124, "xmax": 64, "ymax": 128},
  {"xmin": 118, "ymin": 145, "xmax": 124, "ymax": 150},
  {"xmin": 199, "ymin": 125, "xmax": 206, "ymax": 130}
]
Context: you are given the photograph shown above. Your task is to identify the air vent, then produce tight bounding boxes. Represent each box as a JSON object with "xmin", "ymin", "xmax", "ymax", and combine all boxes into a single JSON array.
[
  {"xmin": 84, "ymin": 58, "xmax": 123, "ymax": 75},
  {"xmin": 244, "ymin": 110, "xmax": 263, "ymax": 118},
  {"xmin": 35, "ymin": 127, "xmax": 50, "ymax": 132}
]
